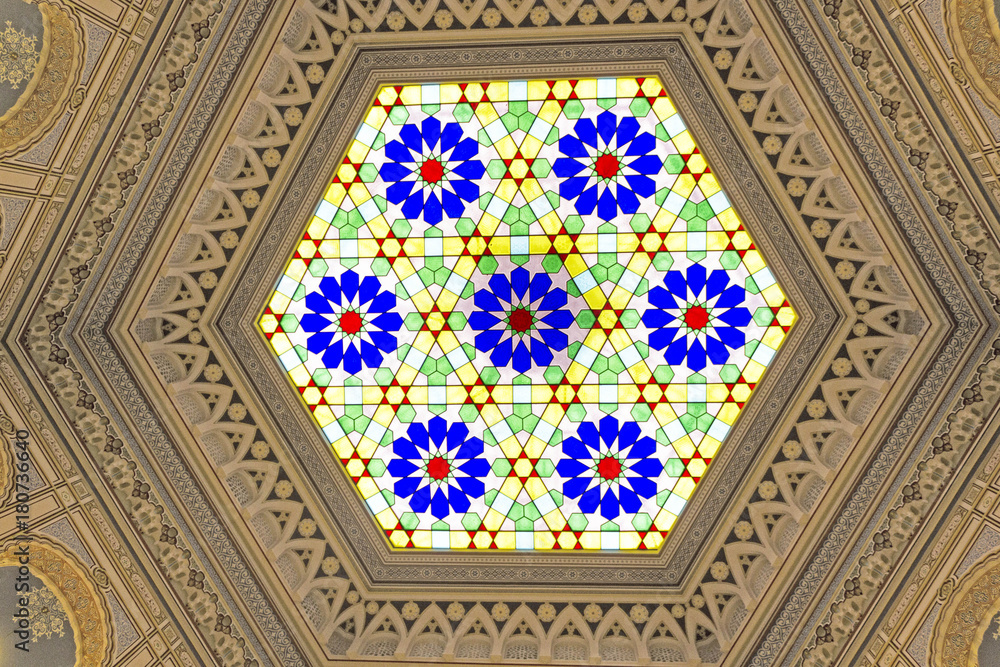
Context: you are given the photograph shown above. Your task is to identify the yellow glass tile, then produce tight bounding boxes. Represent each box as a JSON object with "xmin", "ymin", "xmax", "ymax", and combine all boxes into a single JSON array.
[
  {"xmin": 302, "ymin": 387, "xmax": 323, "ymax": 405},
  {"xmin": 486, "ymin": 80, "xmax": 508, "ymax": 101},
  {"xmin": 483, "ymin": 508, "xmax": 506, "ymax": 531},
  {"xmin": 494, "ymin": 533, "xmax": 515, "ymax": 549},
  {"xmin": 270, "ymin": 333, "xmax": 292, "ymax": 354},
  {"xmin": 345, "ymin": 459, "xmax": 365, "ymax": 478},
  {"xmin": 707, "ymin": 384, "xmax": 730, "ymax": 402},
  {"xmin": 762, "ymin": 327, "xmax": 785, "ymax": 350},
  {"xmin": 707, "ymin": 232, "xmax": 729, "ymax": 251},
  {"xmin": 673, "ymin": 130, "xmax": 695, "ymax": 153},
  {"xmin": 674, "ymin": 477, "xmax": 695, "ymax": 499},
  {"xmin": 687, "ymin": 154, "xmax": 708, "ymax": 173},
  {"xmin": 538, "ymin": 99, "xmax": 561, "ymax": 122},
  {"xmin": 375, "ymin": 508, "xmax": 397, "ymax": 530},
  {"xmin": 743, "ymin": 360, "xmax": 765, "ymax": 383},
  {"xmin": 268, "ymin": 292, "xmax": 289, "ymax": 315},
  {"xmin": 527, "ymin": 79, "xmax": 549, "ymax": 99},
  {"xmin": 376, "ymin": 86, "xmax": 397, "ymax": 105},
  {"xmin": 654, "ymin": 509, "xmax": 677, "ymax": 531},
  {"xmin": 287, "ymin": 259, "xmax": 307, "ymax": 281},
  {"xmin": 347, "ymin": 140, "xmax": 370, "ymax": 164},
  {"xmin": 440, "ymin": 83, "xmax": 462, "ymax": 103},
  {"xmin": 743, "ymin": 250, "xmax": 765, "ymax": 273},
  {"xmin": 557, "ymin": 531, "xmax": 578, "ymax": 549},
  {"xmin": 307, "ymin": 218, "xmax": 329, "ymax": 238},
  {"xmin": 332, "ymin": 436, "xmax": 354, "ymax": 459},
  {"xmin": 653, "ymin": 98, "xmax": 677, "ymax": 119},
  {"xmin": 717, "ymin": 208, "xmax": 740, "ymax": 230},
  {"xmin": 617, "ymin": 78, "xmax": 639, "ymax": 97},
  {"xmin": 324, "ymin": 182, "xmax": 346, "ymax": 205},
  {"xmin": 574, "ymin": 79, "xmax": 597, "ymax": 98},
  {"xmin": 652, "ymin": 208, "xmax": 678, "ymax": 231},
  {"xmin": 665, "ymin": 232, "xmax": 687, "ymax": 251},
  {"xmin": 398, "ymin": 85, "xmax": 421, "ymax": 105},
  {"xmin": 673, "ymin": 436, "xmax": 695, "ymax": 458},
  {"xmin": 524, "ymin": 477, "xmax": 547, "ymax": 498},
  {"xmin": 761, "ymin": 284, "xmax": 786, "ymax": 306},
  {"xmin": 699, "ymin": 173, "xmax": 720, "ymax": 197},
  {"xmin": 672, "ymin": 174, "xmax": 696, "ymax": 198},
  {"xmin": 731, "ymin": 384, "xmax": 752, "ymax": 403},
  {"xmin": 475, "ymin": 102, "xmax": 500, "ymax": 125},
  {"xmin": 641, "ymin": 77, "xmax": 663, "ymax": 97},
  {"xmin": 494, "ymin": 134, "xmax": 517, "ymax": 159},
  {"xmin": 583, "ymin": 288, "xmax": 608, "ymax": 309},
  {"xmin": 465, "ymin": 82, "xmax": 484, "ymax": 101},
  {"xmin": 289, "ymin": 365, "xmax": 310, "ymax": 386},
  {"xmin": 699, "ymin": 437, "xmax": 720, "ymax": 459},
  {"xmin": 259, "ymin": 314, "xmax": 278, "ymax": 333},
  {"xmin": 551, "ymin": 80, "xmax": 573, "ymax": 100},
  {"xmin": 619, "ymin": 532, "xmax": 641, "ymax": 549}
]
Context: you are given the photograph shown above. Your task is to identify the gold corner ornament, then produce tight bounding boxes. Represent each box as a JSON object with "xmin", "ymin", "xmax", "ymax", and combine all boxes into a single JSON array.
[
  {"xmin": 0, "ymin": 538, "xmax": 112, "ymax": 666},
  {"xmin": 0, "ymin": 1, "xmax": 83, "ymax": 157},
  {"xmin": 0, "ymin": 20, "xmax": 41, "ymax": 89}
]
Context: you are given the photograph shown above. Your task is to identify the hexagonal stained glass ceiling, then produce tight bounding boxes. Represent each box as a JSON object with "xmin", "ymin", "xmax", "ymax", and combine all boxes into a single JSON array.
[{"xmin": 259, "ymin": 77, "xmax": 795, "ymax": 551}]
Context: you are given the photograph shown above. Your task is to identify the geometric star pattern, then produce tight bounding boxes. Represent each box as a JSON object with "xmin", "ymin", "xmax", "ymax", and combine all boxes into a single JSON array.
[{"xmin": 259, "ymin": 77, "xmax": 794, "ymax": 550}]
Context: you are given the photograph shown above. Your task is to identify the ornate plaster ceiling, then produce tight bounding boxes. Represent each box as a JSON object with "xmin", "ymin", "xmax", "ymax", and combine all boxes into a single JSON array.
[{"xmin": 1, "ymin": 0, "xmax": 1000, "ymax": 665}]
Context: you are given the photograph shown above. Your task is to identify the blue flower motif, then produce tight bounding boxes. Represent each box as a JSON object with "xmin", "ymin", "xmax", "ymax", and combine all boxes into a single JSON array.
[
  {"xmin": 299, "ymin": 270, "xmax": 403, "ymax": 375},
  {"xmin": 379, "ymin": 116, "xmax": 486, "ymax": 225},
  {"xmin": 552, "ymin": 110, "xmax": 662, "ymax": 221},
  {"xmin": 468, "ymin": 267, "xmax": 574, "ymax": 373},
  {"xmin": 387, "ymin": 417, "xmax": 491, "ymax": 520},
  {"xmin": 556, "ymin": 416, "xmax": 664, "ymax": 521},
  {"xmin": 641, "ymin": 263, "xmax": 753, "ymax": 372}
]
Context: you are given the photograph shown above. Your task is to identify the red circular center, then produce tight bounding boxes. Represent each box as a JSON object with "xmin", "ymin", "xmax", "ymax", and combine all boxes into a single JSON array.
[
  {"xmin": 684, "ymin": 305, "xmax": 710, "ymax": 330},
  {"xmin": 596, "ymin": 456, "xmax": 622, "ymax": 481},
  {"xmin": 426, "ymin": 455, "xmax": 450, "ymax": 481},
  {"xmin": 339, "ymin": 310, "xmax": 363, "ymax": 335},
  {"xmin": 508, "ymin": 307, "xmax": 533, "ymax": 333},
  {"xmin": 594, "ymin": 153, "xmax": 620, "ymax": 179},
  {"xmin": 420, "ymin": 158, "xmax": 444, "ymax": 183}
]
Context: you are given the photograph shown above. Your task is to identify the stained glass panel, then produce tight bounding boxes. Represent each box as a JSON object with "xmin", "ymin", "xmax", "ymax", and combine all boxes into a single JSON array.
[{"xmin": 260, "ymin": 77, "xmax": 794, "ymax": 550}]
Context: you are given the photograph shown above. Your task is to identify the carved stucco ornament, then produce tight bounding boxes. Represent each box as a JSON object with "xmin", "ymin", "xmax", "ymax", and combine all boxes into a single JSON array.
[
  {"xmin": 0, "ymin": 537, "xmax": 113, "ymax": 666},
  {"xmin": 946, "ymin": 0, "xmax": 1000, "ymax": 112},
  {"xmin": 0, "ymin": 0, "xmax": 82, "ymax": 157},
  {"xmin": 933, "ymin": 549, "xmax": 1000, "ymax": 666}
]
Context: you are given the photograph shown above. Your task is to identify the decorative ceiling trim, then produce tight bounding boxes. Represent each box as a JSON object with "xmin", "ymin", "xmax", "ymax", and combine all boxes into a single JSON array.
[{"xmin": 748, "ymin": 0, "xmax": 999, "ymax": 662}]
